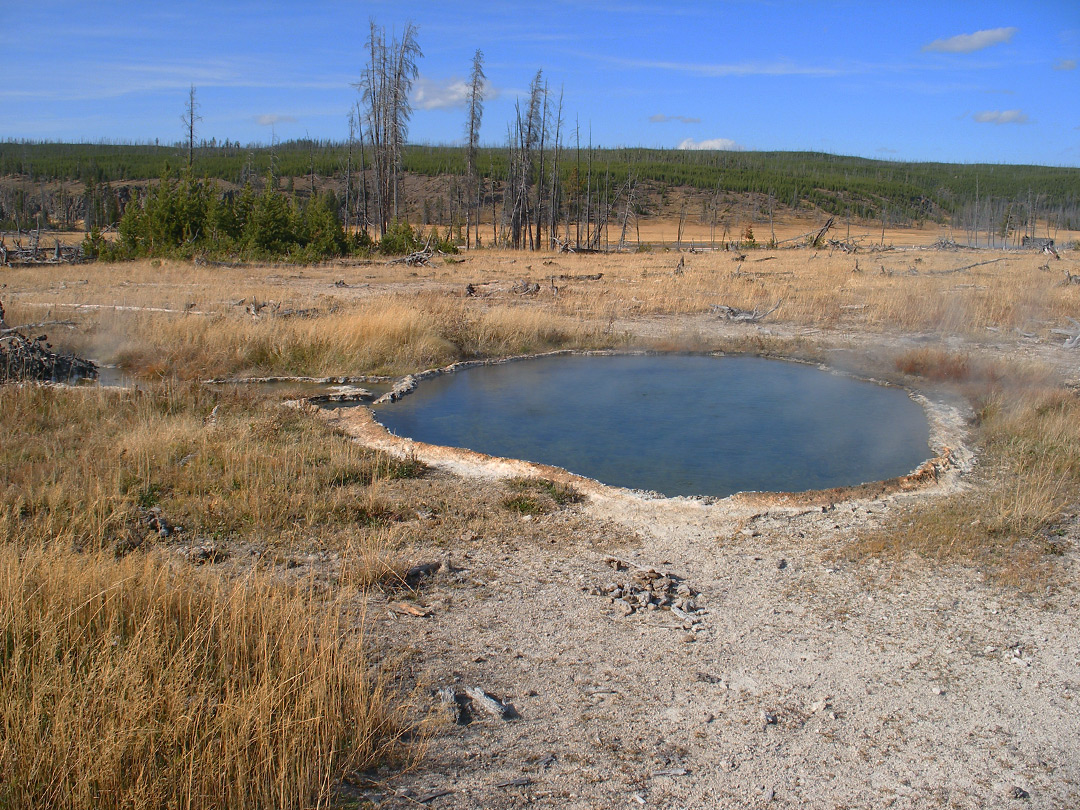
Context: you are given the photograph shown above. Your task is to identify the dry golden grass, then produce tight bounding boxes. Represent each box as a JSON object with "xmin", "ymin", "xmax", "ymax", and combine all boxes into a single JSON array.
[
  {"xmin": 0, "ymin": 384, "xmax": 424, "ymax": 551},
  {"xmin": 849, "ymin": 361, "xmax": 1080, "ymax": 589},
  {"xmin": 4, "ymin": 248, "xmax": 1078, "ymax": 381},
  {"xmin": 0, "ymin": 543, "xmax": 404, "ymax": 810},
  {"xmin": 543, "ymin": 248, "xmax": 1079, "ymax": 335},
  {"xmin": 0, "ymin": 383, "xmax": 436, "ymax": 808}
]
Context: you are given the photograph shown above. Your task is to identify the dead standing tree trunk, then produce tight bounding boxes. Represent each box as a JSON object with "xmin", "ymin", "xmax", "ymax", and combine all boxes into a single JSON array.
[
  {"xmin": 464, "ymin": 49, "xmax": 485, "ymax": 250},
  {"xmin": 355, "ymin": 18, "xmax": 421, "ymax": 238}
]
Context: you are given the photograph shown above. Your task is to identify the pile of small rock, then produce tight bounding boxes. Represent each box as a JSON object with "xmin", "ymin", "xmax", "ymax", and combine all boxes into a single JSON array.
[{"xmin": 586, "ymin": 557, "xmax": 706, "ymax": 619}]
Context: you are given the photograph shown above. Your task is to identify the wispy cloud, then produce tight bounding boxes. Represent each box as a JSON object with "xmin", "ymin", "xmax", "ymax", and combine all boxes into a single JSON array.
[
  {"xmin": 1053, "ymin": 58, "xmax": 1077, "ymax": 71},
  {"xmin": 922, "ymin": 27, "xmax": 1018, "ymax": 54},
  {"xmin": 678, "ymin": 137, "xmax": 740, "ymax": 150},
  {"xmin": 4, "ymin": 55, "xmax": 350, "ymax": 103},
  {"xmin": 650, "ymin": 114, "xmax": 701, "ymax": 124},
  {"xmin": 603, "ymin": 55, "xmax": 845, "ymax": 78},
  {"xmin": 973, "ymin": 109, "xmax": 1029, "ymax": 124},
  {"xmin": 256, "ymin": 114, "xmax": 297, "ymax": 126}
]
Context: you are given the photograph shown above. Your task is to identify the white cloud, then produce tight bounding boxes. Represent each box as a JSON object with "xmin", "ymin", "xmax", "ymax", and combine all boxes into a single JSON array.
[
  {"xmin": 414, "ymin": 77, "xmax": 470, "ymax": 111},
  {"xmin": 922, "ymin": 27, "xmax": 1018, "ymax": 54},
  {"xmin": 972, "ymin": 109, "xmax": 1029, "ymax": 124},
  {"xmin": 1053, "ymin": 58, "xmax": 1077, "ymax": 71},
  {"xmin": 413, "ymin": 77, "xmax": 500, "ymax": 111},
  {"xmin": 650, "ymin": 114, "xmax": 701, "ymax": 124},
  {"xmin": 678, "ymin": 137, "xmax": 740, "ymax": 150},
  {"xmin": 256, "ymin": 114, "xmax": 297, "ymax": 126}
]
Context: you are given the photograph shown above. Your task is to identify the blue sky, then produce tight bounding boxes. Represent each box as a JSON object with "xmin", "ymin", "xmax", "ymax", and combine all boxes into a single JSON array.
[{"xmin": 5, "ymin": 1, "xmax": 1078, "ymax": 165}]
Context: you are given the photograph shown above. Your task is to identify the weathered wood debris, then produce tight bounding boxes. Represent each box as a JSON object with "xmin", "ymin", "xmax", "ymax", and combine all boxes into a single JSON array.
[
  {"xmin": 388, "ymin": 248, "xmax": 434, "ymax": 267},
  {"xmin": 437, "ymin": 686, "xmax": 519, "ymax": 724},
  {"xmin": 826, "ymin": 238, "xmax": 860, "ymax": 254},
  {"xmin": 1, "ymin": 231, "xmax": 85, "ymax": 266},
  {"xmin": 1052, "ymin": 318, "xmax": 1080, "ymax": 349},
  {"xmin": 0, "ymin": 301, "xmax": 97, "ymax": 382},
  {"xmin": 511, "ymin": 279, "xmax": 541, "ymax": 295},
  {"xmin": 710, "ymin": 300, "xmax": 782, "ymax": 323},
  {"xmin": 811, "ymin": 217, "xmax": 835, "ymax": 248},
  {"xmin": 239, "ymin": 298, "xmax": 319, "ymax": 319}
]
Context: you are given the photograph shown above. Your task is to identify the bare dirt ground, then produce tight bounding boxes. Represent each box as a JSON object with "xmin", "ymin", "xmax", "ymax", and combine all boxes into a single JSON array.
[{"xmin": 322, "ymin": 318, "xmax": 1080, "ymax": 809}]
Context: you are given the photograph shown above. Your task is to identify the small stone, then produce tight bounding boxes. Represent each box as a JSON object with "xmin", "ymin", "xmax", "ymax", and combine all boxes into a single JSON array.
[
  {"xmin": 761, "ymin": 710, "xmax": 778, "ymax": 725},
  {"xmin": 616, "ymin": 599, "xmax": 635, "ymax": 616},
  {"xmin": 932, "ymin": 686, "xmax": 945, "ymax": 696},
  {"xmin": 703, "ymin": 712, "xmax": 715, "ymax": 723},
  {"xmin": 681, "ymin": 633, "xmax": 696, "ymax": 643},
  {"xmin": 777, "ymin": 559, "xmax": 787, "ymax": 570},
  {"xmin": 1009, "ymin": 785, "xmax": 1030, "ymax": 800}
]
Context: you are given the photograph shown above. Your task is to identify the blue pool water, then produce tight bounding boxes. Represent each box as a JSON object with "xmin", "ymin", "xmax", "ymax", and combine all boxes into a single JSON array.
[{"xmin": 373, "ymin": 354, "xmax": 931, "ymax": 498}]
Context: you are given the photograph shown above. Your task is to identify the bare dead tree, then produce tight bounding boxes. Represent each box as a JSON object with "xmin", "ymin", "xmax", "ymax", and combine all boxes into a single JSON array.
[
  {"xmin": 345, "ymin": 110, "xmax": 356, "ymax": 236},
  {"xmin": 355, "ymin": 19, "xmax": 421, "ymax": 236},
  {"xmin": 182, "ymin": 85, "xmax": 201, "ymax": 171},
  {"xmin": 505, "ymin": 71, "xmax": 545, "ymax": 250},
  {"xmin": 355, "ymin": 100, "xmax": 369, "ymax": 233},
  {"xmin": 547, "ymin": 87, "xmax": 564, "ymax": 250},
  {"xmin": 533, "ymin": 77, "xmax": 549, "ymax": 250},
  {"xmin": 465, "ymin": 49, "xmax": 485, "ymax": 249},
  {"xmin": 389, "ymin": 23, "xmax": 421, "ymax": 221}
]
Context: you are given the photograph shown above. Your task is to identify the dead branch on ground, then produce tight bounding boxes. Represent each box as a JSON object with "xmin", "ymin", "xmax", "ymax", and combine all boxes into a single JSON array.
[{"xmin": 711, "ymin": 300, "xmax": 783, "ymax": 323}]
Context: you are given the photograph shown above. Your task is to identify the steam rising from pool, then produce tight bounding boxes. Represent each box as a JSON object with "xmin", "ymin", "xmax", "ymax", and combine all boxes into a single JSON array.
[{"xmin": 373, "ymin": 355, "xmax": 931, "ymax": 498}]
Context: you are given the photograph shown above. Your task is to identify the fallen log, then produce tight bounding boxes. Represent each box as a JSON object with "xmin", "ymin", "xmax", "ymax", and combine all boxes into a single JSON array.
[
  {"xmin": 926, "ymin": 257, "xmax": 1007, "ymax": 275},
  {"xmin": 811, "ymin": 217, "xmax": 835, "ymax": 248},
  {"xmin": 710, "ymin": 300, "xmax": 782, "ymax": 323},
  {"xmin": 511, "ymin": 279, "xmax": 541, "ymax": 295},
  {"xmin": 826, "ymin": 238, "xmax": 860, "ymax": 254},
  {"xmin": 388, "ymin": 249, "xmax": 434, "ymax": 267}
]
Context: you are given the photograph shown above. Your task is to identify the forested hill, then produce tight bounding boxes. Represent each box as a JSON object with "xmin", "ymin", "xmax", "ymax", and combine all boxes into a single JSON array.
[{"xmin": 2, "ymin": 140, "xmax": 1079, "ymax": 231}]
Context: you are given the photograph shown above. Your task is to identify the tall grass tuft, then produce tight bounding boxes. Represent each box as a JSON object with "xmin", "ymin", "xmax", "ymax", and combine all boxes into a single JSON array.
[
  {"xmin": 0, "ymin": 383, "xmax": 423, "ymax": 807},
  {"xmin": 850, "ymin": 384, "xmax": 1080, "ymax": 589},
  {"xmin": 0, "ymin": 544, "xmax": 402, "ymax": 809}
]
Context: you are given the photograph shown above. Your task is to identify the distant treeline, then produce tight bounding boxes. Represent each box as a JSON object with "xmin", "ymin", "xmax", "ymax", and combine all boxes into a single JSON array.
[{"xmin": 3, "ymin": 140, "xmax": 1079, "ymax": 231}]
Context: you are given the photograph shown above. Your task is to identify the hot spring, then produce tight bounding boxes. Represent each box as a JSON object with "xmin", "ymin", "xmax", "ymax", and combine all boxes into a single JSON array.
[{"xmin": 372, "ymin": 354, "xmax": 932, "ymax": 498}]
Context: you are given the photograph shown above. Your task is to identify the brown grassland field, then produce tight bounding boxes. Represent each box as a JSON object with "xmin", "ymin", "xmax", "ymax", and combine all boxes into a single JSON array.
[{"xmin": 2, "ymin": 224, "xmax": 1080, "ymax": 808}]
